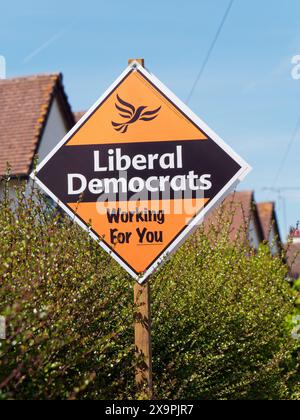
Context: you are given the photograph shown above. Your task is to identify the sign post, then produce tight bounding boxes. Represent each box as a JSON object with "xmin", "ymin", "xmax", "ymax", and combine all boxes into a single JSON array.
[
  {"xmin": 31, "ymin": 58, "xmax": 251, "ymax": 400},
  {"xmin": 128, "ymin": 59, "xmax": 153, "ymax": 398},
  {"xmin": 134, "ymin": 276, "xmax": 153, "ymax": 398}
]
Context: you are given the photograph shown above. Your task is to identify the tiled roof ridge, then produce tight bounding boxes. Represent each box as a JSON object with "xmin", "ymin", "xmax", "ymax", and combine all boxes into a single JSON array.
[{"xmin": 0, "ymin": 73, "xmax": 61, "ymax": 84}]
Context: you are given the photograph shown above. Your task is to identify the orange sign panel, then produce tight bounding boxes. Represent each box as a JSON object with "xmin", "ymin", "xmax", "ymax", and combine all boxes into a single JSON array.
[{"xmin": 32, "ymin": 61, "xmax": 251, "ymax": 283}]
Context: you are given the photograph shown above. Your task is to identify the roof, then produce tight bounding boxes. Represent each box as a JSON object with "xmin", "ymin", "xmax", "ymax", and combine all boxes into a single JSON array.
[
  {"xmin": 74, "ymin": 111, "xmax": 85, "ymax": 123},
  {"xmin": 0, "ymin": 74, "xmax": 74, "ymax": 177},
  {"xmin": 204, "ymin": 191, "xmax": 264, "ymax": 243},
  {"xmin": 257, "ymin": 202, "xmax": 281, "ymax": 243},
  {"xmin": 286, "ymin": 243, "xmax": 300, "ymax": 279}
]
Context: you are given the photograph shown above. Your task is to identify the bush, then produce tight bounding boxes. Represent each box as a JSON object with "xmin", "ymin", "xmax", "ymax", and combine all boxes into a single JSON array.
[
  {"xmin": 284, "ymin": 279, "xmax": 300, "ymax": 399},
  {"xmin": 0, "ymin": 180, "xmax": 135, "ymax": 400},
  {"xmin": 151, "ymin": 229, "xmax": 294, "ymax": 399},
  {"xmin": 0, "ymin": 178, "xmax": 297, "ymax": 399}
]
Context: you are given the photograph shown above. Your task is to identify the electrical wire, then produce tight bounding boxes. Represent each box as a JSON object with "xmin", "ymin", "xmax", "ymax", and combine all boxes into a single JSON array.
[
  {"xmin": 272, "ymin": 114, "xmax": 300, "ymax": 187},
  {"xmin": 186, "ymin": 0, "xmax": 235, "ymax": 104}
]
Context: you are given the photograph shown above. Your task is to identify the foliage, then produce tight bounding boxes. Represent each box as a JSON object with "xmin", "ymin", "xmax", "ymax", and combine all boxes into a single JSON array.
[
  {"xmin": 151, "ymin": 225, "xmax": 294, "ymax": 399},
  {"xmin": 0, "ymin": 178, "xmax": 298, "ymax": 399},
  {"xmin": 0, "ymin": 178, "xmax": 135, "ymax": 400},
  {"xmin": 284, "ymin": 278, "xmax": 300, "ymax": 399}
]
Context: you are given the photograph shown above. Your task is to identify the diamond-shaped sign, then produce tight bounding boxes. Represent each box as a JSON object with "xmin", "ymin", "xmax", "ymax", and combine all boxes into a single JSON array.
[{"xmin": 31, "ymin": 61, "xmax": 251, "ymax": 283}]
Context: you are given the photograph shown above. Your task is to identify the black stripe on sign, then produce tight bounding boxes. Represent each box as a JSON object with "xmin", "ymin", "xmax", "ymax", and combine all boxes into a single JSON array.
[{"xmin": 37, "ymin": 139, "xmax": 241, "ymax": 203}]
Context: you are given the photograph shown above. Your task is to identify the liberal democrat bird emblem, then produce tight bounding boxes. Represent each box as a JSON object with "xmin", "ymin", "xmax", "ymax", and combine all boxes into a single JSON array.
[{"xmin": 111, "ymin": 95, "xmax": 161, "ymax": 134}]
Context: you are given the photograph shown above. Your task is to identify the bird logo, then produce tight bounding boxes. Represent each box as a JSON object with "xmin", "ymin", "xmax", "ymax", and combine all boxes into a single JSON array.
[{"xmin": 111, "ymin": 95, "xmax": 161, "ymax": 134}]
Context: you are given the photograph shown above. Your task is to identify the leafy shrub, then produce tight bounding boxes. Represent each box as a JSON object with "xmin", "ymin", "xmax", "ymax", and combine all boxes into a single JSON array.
[
  {"xmin": 0, "ymin": 179, "xmax": 135, "ymax": 400},
  {"xmin": 151, "ymin": 228, "xmax": 294, "ymax": 399},
  {"xmin": 284, "ymin": 278, "xmax": 300, "ymax": 399},
  {"xmin": 0, "ymin": 178, "xmax": 297, "ymax": 399}
]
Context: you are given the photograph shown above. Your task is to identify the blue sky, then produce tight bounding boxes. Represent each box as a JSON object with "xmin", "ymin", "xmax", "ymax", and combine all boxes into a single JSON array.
[{"xmin": 1, "ymin": 0, "xmax": 300, "ymax": 239}]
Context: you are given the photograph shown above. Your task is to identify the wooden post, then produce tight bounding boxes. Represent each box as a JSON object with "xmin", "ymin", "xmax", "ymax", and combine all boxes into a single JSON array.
[
  {"xmin": 134, "ymin": 281, "xmax": 153, "ymax": 398},
  {"xmin": 128, "ymin": 58, "xmax": 145, "ymax": 67},
  {"xmin": 128, "ymin": 58, "xmax": 153, "ymax": 399}
]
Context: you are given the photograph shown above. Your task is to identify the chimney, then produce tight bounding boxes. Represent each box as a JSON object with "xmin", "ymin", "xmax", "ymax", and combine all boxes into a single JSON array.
[{"xmin": 0, "ymin": 56, "xmax": 6, "ymax": 79}]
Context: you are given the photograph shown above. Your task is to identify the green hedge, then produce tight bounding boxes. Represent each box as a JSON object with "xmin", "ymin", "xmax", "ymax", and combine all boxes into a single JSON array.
[{"xmin": 0, "ymin": 178, "xmax": 298, "ymax": 399}]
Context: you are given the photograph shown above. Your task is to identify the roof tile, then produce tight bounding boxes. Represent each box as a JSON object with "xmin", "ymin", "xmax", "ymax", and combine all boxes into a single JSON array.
[
  {"xmin": 257, "ymin": 202, "xmax": 275, "ymax": 241},
  {"xmin": 0, "ymin": 74, "xmax": 60, "ymax": 176},
  {"xmin": 204, "ymin": 191, "xmax": 257, "ymax": 242}
]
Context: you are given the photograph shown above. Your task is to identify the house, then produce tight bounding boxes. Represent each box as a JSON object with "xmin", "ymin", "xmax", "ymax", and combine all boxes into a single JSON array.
[
  {"xmin": 286, "ymin": 226, "xmax": 300, "ymax": 280},
  {"xmin": 257, "ymin": 202, "xmax": 282, "ymax": 255},
  {"xmin": 0, "ymin": 74, "xmax": 74, "ymax": 188},
  {"xmin": 204, "ymin": 191, "xmax": 264, "ymax": 249},
  {"xmin": 204, "ymin": 191, "xmax": 282, "ymax": 254}
]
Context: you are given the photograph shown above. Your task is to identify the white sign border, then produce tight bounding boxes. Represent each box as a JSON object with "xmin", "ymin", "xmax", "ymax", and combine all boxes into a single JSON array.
[{"xmin": 31, "ymin": 61, "xmax": 252, "ymax": 284}]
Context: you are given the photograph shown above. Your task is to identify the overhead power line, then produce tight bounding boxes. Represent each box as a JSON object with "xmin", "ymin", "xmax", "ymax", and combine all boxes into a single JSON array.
[
  {"xmin": 186, "ymin": 0, "xmax": 235, "ymax": 104},
  {"xmin": 272, "ymin": 114, "xmax": 300, "ymax": 187}
]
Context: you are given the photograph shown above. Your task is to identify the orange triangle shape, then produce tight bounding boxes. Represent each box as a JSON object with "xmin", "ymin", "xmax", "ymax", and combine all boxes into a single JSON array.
[
  {"xmin": 68, "ymin": 199, "xmax": 208, "ymax": 273},
  {"xmin": 67, "ymin": 70, "xmax": 207, "ymax": 146}
]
